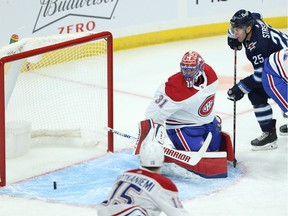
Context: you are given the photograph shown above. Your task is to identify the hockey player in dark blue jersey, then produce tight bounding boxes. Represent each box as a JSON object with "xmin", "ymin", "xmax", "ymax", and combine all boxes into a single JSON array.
[{"xmin": 226, "ymin": 9, "xmax": 288, "ymax": 150}]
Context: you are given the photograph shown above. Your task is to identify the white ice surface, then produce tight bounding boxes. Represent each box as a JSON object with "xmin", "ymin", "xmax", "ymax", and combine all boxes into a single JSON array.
[{"xmin": 0, "ymin": 33, "xmax": 287, "ymax": 216}]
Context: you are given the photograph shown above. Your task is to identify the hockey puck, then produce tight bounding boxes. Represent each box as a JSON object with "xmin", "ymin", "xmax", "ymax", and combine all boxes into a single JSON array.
[{"xmin": 53, "ymin": 181, "xmax": 57, "ymax": 190}]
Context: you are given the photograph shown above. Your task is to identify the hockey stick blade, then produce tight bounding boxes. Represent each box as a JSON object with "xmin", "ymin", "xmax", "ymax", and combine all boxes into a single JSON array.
[
  {"xmin": 163, "ymin": 132, "xmax": 212, "ymax": 166},
  {"xmin": 105, "ymin": 127, "xmax": 212, "ymax": 166}
]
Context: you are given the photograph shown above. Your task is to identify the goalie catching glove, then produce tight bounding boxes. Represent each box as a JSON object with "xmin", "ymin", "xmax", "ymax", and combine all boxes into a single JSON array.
[{"xmin": 134, "ymin": 119, "xmax": 165, "ymax": 155}]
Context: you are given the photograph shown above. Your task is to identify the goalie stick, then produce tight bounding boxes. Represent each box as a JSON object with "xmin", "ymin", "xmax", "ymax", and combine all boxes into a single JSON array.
[{"xmin": 104, "ymin": 126, "xmax": 212, "ymax": 166}]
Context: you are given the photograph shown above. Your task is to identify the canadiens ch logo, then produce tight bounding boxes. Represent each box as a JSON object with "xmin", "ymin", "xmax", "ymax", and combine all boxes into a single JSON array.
[
  {"xmin": 247, "ymin": 42, "xmax": 257, "ymax": 51},
  {"xmin": 198, "ymin": 95, "xmax": 215, "ymax": 117}
]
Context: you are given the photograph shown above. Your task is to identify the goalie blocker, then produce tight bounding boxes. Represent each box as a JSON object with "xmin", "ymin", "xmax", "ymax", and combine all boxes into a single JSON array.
[{"xmin": 135, "ymin": 119, "xmax": 234, "ymax": 178}]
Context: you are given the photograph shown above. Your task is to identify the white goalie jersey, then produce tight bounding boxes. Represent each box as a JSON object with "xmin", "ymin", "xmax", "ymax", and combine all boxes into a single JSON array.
[
  {"xmin": 145, "ymin": 64, "xmax": 218, "ymax": 129},
  {"xmin": 97, "ymin": 168, "xmax": 191, "ymax": 216}
]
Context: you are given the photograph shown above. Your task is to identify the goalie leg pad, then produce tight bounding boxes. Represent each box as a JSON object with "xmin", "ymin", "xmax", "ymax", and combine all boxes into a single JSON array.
[
  {"xmin": 154, "ymin": 124, "xmax": 165, "ymax": 145},
  {"xmin": 219, "ymin": 131, "xmax": 234, "ymax": 161},
  {"xmin": 134, "ymin": 119, "xmax": 165, "ymax": 155},
  {"xmin": 134, "ymin": 119, "xmax": 154, "ymax": 155}
]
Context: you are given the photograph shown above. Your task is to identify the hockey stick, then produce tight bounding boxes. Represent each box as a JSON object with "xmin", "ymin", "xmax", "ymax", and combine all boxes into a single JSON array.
[
  {"xmin": 104, "ymin": 126, "xmax": 212, "ymax": 166},
  {"xmin": 233, "ymin": 48, "xmax": 238, "ymax": 167}
]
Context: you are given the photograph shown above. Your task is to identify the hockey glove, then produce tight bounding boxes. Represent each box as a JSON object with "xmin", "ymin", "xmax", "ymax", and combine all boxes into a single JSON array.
[
  {"xmin": 227, "ymin": 29, "xmax": 242, "ymax": 51},
  {"xmin": 227, "ymin": 84, "xmax": 244, "ymax": 101}
]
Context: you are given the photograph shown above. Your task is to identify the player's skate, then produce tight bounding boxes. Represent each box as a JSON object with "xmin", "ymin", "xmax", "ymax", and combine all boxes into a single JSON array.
[
  {"xmin": 279, "ymin": 112, "xmax": 288, "ymax": 136},
  {"xmin": 251, "ymin": 128, "xmax": 278, "ymax": 151},
  {"xmin": 279, "ymin": 124, "xmax": 288, "ymax": 136}
]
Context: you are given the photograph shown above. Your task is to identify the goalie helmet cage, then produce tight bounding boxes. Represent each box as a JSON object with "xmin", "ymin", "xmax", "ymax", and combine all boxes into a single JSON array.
[{"xmin": 0, "ymin": 31, "xmax": 114, "ymax": 187}]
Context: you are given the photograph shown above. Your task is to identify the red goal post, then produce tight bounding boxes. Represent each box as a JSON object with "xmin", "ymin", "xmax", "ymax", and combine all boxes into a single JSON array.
[{"xmin": 0, "ymin": 31, "xmax": 114, "ymax": 187}]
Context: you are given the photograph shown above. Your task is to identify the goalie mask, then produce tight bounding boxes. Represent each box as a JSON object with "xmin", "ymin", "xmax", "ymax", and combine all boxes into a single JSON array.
[
  {"xmin": 139, "ymin": 141, "xmax": 164, "ymax": 168},
  {"xmin": 180, "ymin": 51, "xmax": 205, "ymax": 88}
]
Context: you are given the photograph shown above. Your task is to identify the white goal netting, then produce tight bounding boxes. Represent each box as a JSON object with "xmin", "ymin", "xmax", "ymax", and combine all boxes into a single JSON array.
[{"xmin": 1, "ymin": 32, "xmax": 112, "ymax": 149}]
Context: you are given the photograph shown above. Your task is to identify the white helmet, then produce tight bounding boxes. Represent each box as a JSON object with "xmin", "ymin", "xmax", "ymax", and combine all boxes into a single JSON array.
[{"xmin": 139, "ymin": 141, "xmax": 164, "ymax": 167}]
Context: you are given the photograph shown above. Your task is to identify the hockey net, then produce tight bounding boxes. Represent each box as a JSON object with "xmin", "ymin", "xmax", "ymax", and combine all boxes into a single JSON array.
[{"xmin": 0, "ymin": 31, "xmax": 114, "ymax": 186}]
